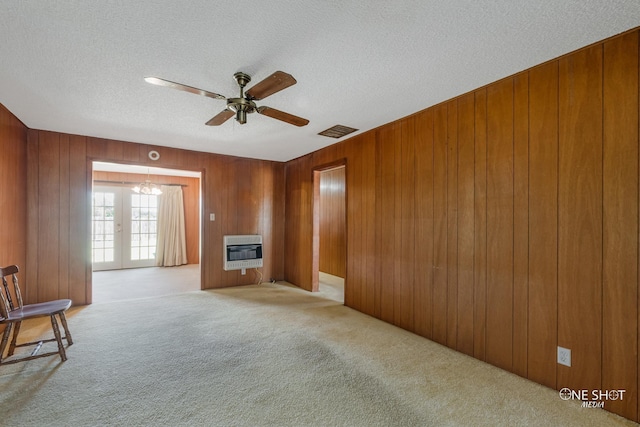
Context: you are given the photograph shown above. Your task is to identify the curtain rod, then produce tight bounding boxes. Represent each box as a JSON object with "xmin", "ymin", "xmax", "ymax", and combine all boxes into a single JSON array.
[{"xmin": 93, "ymin": 180, "xmax": 187, "ymax": 187}]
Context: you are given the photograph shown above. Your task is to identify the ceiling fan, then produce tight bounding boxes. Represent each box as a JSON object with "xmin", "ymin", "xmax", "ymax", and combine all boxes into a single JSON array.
[{"xmin": 144, "ymin": 71, "xmax": 309, "ymax": 127}]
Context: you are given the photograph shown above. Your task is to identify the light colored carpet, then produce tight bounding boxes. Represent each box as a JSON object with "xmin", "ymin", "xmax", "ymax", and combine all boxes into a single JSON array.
[
  {"xmin": 319, "ymin": 271, "xmax": 344, "ymax": 302},
  {"xmin": 92, "ymin": 264, "xmax": 201, "ymax": 303},
  {"xmin": 0, "ymin": 282, "xmax": 635, "ymax": 426}
]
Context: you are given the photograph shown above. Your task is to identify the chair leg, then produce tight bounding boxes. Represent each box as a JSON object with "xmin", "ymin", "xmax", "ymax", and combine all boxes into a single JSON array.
[
  {"xmin": 58, "ymin": 312, "xmax": 73, "ymax": 346},
  {"xmin": 0, "ymin": 324, "xmax": 13, "ymax": 363},
  {"xmin": 50, "ymin": 315, "xmax": 67, "ymax": 362},
  {"xmin": 8, "ymin": 320, "xmax": 22, "ymax": 356}
]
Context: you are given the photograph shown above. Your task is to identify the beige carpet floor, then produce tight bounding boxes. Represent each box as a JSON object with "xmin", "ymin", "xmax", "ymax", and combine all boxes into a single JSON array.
[
  {"xmin": 92, "ymin": 264, "xmax": 201, "ymax": 303},
  {"xmin": 0, "ymin": 281, "xmax": 635, "ymax": 426},
  {"xmin": 318, "ymin": 271, "xmax": 344, "ymax": 303}
]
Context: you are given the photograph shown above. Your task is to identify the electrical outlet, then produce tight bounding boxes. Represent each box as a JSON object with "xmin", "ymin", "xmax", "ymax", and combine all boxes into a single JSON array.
[
  {"xmin": 210, "ymin": 213, "xmax": 215, "ymax": 221},
  {"xmin": 558, "ymin": 346, "xmax": 571, "ymax": 367}
]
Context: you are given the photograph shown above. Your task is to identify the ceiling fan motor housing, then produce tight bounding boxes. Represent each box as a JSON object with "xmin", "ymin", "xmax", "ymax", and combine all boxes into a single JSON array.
[
  {"xmin": 228, "ymin": 72, "xmax": 256, "ymax": 124},
  {"xmin": 226, "ymin": 97, "xmax": 257, "ymax": 124}
]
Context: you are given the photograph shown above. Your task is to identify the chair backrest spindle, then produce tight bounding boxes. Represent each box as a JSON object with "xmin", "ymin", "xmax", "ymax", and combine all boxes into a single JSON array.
[
  {"xmin": 0, "ymin": 265, "xmax": 21, "ymax": 315},
  {"xmin": 0, "ymin": 278, "xmax": 9, "ymax": 320},
  {"xmin": 11, "ymin": 271, "xmax": 23, "ymax": 309}
]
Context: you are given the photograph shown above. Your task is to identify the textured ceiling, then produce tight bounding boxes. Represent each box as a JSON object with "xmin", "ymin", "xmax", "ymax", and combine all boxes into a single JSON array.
[{"xmin": 1, "ymin": 1, "xmax": 639, "ymax": 162}]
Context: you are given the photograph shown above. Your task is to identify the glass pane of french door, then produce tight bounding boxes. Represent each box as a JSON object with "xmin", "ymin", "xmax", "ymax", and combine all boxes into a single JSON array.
[
  {"xmin": 122, "ymin": 192, "xmax": 158, "ymax": 268},
  {"xmin": 92, "ymin": 186, "xmax": 123, "ymax": 271},
  {"xmin": 92, "ymin": 185, "xmax": 159, "ymax": 270}
]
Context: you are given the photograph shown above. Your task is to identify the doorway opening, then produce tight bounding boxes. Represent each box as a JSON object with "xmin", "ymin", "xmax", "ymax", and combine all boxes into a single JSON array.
[
  {"xmin": 312, "ymin": 162, "xmax": 346, "ymax": 303},
  {"xmin": 91, "ymin": 162, "xmax": 202, "ymax": 303}
]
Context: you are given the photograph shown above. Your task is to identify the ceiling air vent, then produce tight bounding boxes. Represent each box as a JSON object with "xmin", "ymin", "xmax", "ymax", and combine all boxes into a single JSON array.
[{"xmin": 318, "ymin": 125, "xmax": 358, "ymax": 139}]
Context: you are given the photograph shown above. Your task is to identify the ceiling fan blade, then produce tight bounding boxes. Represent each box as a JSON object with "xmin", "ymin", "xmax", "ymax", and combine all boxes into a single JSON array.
[
  {"xmin": 245, "ymin": 71, "xmax": 297, "ymax": 100},
  {"xmin": 257, "ymin": 106, "xmax": 309, "ymax": 127},
  {"xmin": 205, "ymin": 109, "xmax": 234, "ymax": 126},
  {"xmin": 144, "ymin": 77, "xmax": 226, "ymax": 100}
]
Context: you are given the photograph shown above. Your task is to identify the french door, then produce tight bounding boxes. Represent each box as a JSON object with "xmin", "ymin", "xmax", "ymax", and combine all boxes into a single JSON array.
[{"xmin": 92, "ymin": 186, "xmax": 159, "ymax": 271}]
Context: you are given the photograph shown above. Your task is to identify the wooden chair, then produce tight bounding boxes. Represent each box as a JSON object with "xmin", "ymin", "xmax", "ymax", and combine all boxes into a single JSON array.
[{"xmin": 0, "ymin": 265, "xmax": 73, "ymax": 365}]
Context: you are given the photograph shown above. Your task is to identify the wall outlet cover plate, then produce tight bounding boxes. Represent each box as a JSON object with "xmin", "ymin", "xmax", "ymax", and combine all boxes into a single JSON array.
[{"xmin": 558, "ymin": 346, "xmax": 571, "ymax": 367}]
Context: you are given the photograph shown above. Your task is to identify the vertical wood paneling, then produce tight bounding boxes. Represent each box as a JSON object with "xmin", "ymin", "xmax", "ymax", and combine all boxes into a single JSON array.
[
  {"xmin": 87, "ymin": 138, "xmax": 124, "ymax": 161},
  {"xmin": 319, "ymin": 170, "xmax": 330, "ymax": 272},
  {"xmin": 557, "ymin": 44, "xmax": 603, "ymax": 392},
  {"xmin": 414, "ymin": 109, "xmax": 434, "ymax": 339},
  {"xmin": 335, "ymin": 167, "xmax": 346, "ymax": 278},
  {"xmin": 344, "ymin": 137, "xmax": 360, "ymax": 313},
  {"xmin": 312, "ymin": 169, "xmax": 321, "ymax": 292},
  {"xmin": 312, "ymin": 145, "xmax": 338, "ymax": 168},
  {"xmin": 251, "ymin": 161, "xmax": 266, "ymax": 284},
  {"xmin": 26, "ymin": 130, "xmax": 39, "ymax": 303},
  {"xmin": 0, "ymin": 105, "xmax": 27, "ymax": 285},
  {"xmin": 206, "ymin": 157, "xmax": 221, "ymax": 287},
  {"xmin": 473, "ymin": 88, "xmax": 488, "ymax": 361},
  {"xmin": 393, "ymin": 121, "xmax": 403, "ymax": 327},
  {"xmin": 284, "ymin": 154, "xmax": 315, "ymax": 291},
  {"xmin": 447, "ymin": 101, "xmax": 458, "ymax": 348},
  {"xmin": 528, "ymin": 61, "xmax": 559, "ymax": 389},
  {"xmin": 271, "ymin": 162, "xmax": 286, "ymax": 280},
  {"xmin": 432, "ymin": 104, "xmax": 448, "ymax": 345},
  {"xmin": 284, "ymin": 159, "xmax": 300, "ymax": 285},
  {"xmin": 69, "ymin": 135, "xmax": 88, "ymax": 305},
  {"xmin": 513, "ymin": 73, "xmax": 529, "ymax": 378},
  {"xmin": 603, "ymin": 31, "xmax": 638, "ymax": 420},
  {"xmin": 0, "ymin": 106, "xmax": 27, "ymax": 341},
  {"xmin": 122, "ymin": 142, "xmax": 142, "ymax": 163},
  {"xmin": 362, "ymin": 132, "xmax": 377, "ymax": 316},
  {"xmin": 261, "ymin": 162, "xmax": 273, "ymax": 281},
  {"xmin": 343, "ymin": 139, "xmax": 357, "ymax": 308},
  {"xmin": 224, "ymin": 158, "xmax": 239, "ymax": 286},
  {"xmin": 400, "ymin": 117, "xmax": 415, "ymax": 331},
  {"xmin": 236, "ymin": 159, "xmax": 251, "ymax": 235},
  {"xmin": 485, "ymin": 78, "xmax": 514, "ymax": 371},
  {"xmin": 457, "ymin": 93, "xmax": 475, "ymax": 356},
  {"xmin": 376, "ymin": 124, "xmax": 398, "ymax": 323},
  {"xmin": 319, "ymin": 167, "xmax": 346, "ymax": 278},
  {"xmin": 58, "ymin": 134, "xmax": 70, "ymax": 299},
  {"xmin": 38, "ymin": 132, "xmax": 61, "ymax": 302},
  {"xmin": 300, "ymin": 154, "xmax": 315, "ymax": 291},
  {"xmin": 181, "ymin": 174, "xmax": 201, "ymax": 266}
]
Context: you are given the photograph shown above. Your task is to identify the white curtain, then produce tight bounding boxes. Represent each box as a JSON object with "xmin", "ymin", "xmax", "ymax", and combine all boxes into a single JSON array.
[{"xmin": 155, "ymin": 185, "xmax": 187, "ymax": 267}]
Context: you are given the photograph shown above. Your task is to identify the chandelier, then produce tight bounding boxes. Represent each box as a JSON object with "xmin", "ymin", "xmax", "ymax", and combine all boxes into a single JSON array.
[{"xmin": 132, "ymin": 170, "xmax": 162, "ymax": 195}]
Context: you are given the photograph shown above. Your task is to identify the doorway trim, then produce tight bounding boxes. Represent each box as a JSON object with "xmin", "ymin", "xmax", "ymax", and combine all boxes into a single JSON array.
[{"xmin": 312, "ymin": 159, "xmax": 347, "ymax": 294}]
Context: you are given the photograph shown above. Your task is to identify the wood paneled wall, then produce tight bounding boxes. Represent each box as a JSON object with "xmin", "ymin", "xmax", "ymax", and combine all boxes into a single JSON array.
[
  {"xmin": 0, "ymin": 105, "xmax": 28, "ymax": 288},
  {"xmin": 92, "ymin": 171, "xmax": 200, "ymax": 265},
  {"xmin": 25, "ymin": 131, "xmax": 285, "ymax": 305},
  {"xmin": 319, "ymin": 167, "xmax": 346, "ymax": 277},
  {"xmin": 283, "ymin": 30, "xmax": 640, "ymax": 421}
]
